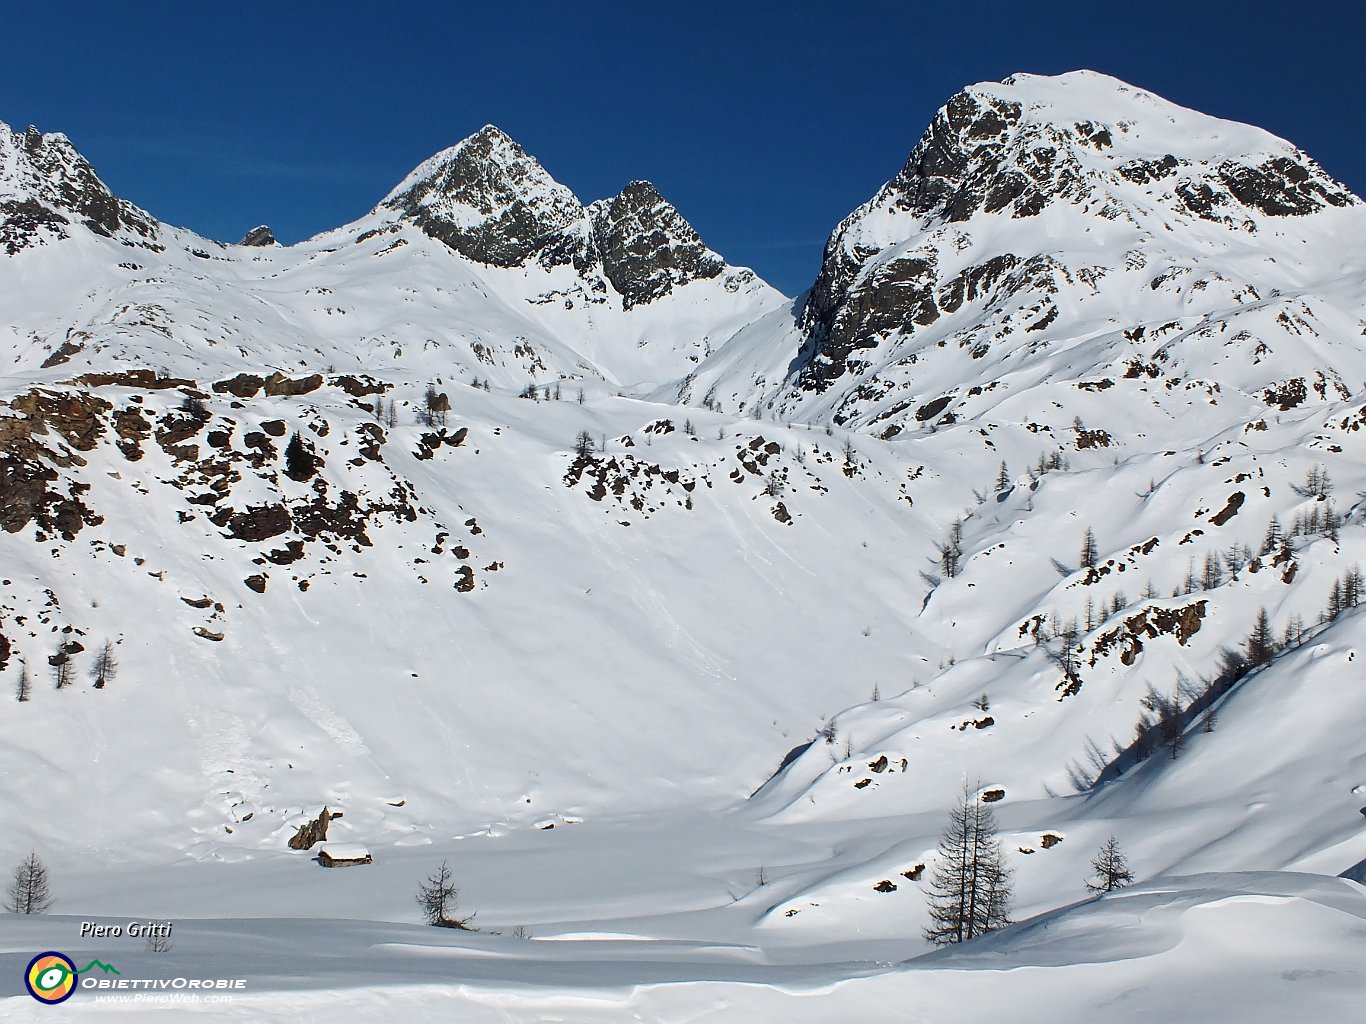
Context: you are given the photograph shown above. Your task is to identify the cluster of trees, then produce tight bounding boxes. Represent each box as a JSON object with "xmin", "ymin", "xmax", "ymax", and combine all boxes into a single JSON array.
[
  {"xmin": 179, "ymin": 394, "xmax": 208, "ymax": 417},
  {"xmin": 421, "ymin": 385, "xmax": 452, "ymax": 427},
  {"xmin": 1073, "ymin": 564, "xmax": 1362, "ymax": 787},
  {"xmin": 939, "ymin": 519, "xmax": 965, "ymax": 579},
  {"xmin": 1181, "ymin": 545, "xmax": 1258, "ymax": 593},
  {"xmin": 1127, "ymin": 606, "xmax": 1271, "ymax": 764},
  {"xmin": 284, "ymin": 432, "xmax": 322, "ymax": 481},
  {"xmin": 1080, "ymin": 528, "xmax": 1098, "ymax": 571},
  {"xmin": 1082, "ymin": 592, "xmax": 1131, "ymax": 631},
  {"xmin": 922, "ymin": 784, "xmax": 1136, "ymax": 947},
  {"xmin": 1323, "ymin": 565, "xmax": 1363, "ymax": 623},
  {"xmin": 1027, "ymin": 449, "xmax": 1069, "ymax": 483},
  {"xmin": 370, "ymin": 396, "xmax": 400, "ymax": 427},
  {"xmin": 518, "ymin": 380, "xmax": 564, "ymax": 402},
  {"xmin": 1290, "ymin": 502, "xmax": 1342, "ymax": 543},
  {"xmin": 923, "ymin": 784, "xmax": 1012, "ymax": 944},
  {"xmin": 15, "ymin": 640, "xmax": 119, "ymax": 702},
  {"xmin": 1132, "ymin": 682, "xmax": 1190, "ymax": 761},
  {"xmin": 1301, "ymin": 465, "xmax": 1333, "ymax": 501},
  {"xmin": 971, "ymin": 449, "xmax": 1068, "ymax": 506},
  {"xmin": 1079, "ymin": 465, "xmax": 1351, "ymax": 612}
]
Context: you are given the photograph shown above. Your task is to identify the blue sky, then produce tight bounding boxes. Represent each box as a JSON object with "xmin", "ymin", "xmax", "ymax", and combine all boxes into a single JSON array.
[{"xmin": 3, "ymin": 1, "xmax": 1362, "ymax": 296}]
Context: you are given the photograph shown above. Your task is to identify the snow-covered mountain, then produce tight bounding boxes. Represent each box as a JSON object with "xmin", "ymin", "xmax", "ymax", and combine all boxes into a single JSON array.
[
  {"xmin": 1, "ymin": 72, "xmax": 1364, "ymax": 1021},
  {"xmin": 0, "ymin": 123, "xmax": 159, "ymax": 255},
  {"xmin": 674, "ymin": 71, "xmax": 1366, "ymax": 433},
  {"xmin": 0, "ymin": 120, "xmax": 782, "ymax": 390}
]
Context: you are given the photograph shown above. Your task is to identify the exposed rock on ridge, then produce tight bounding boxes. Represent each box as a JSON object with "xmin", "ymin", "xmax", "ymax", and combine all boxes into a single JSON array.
[
  {"xmin": 795, "ymin": 71, "xmax": 1360, "ymax": 396},
  {"xmin": 378, "ymin": 125, "xmax": 589, "ymax": 271},
  {"xmin": 0, "ymin": 122, "xmax": 160, "ymax": 254},
  {"xmin": 378, "ymin": 127, "xmax": 741, "ymax": 309},
  {"xmin": 589, "ymin": 181, "xmax": 725, "ymax": 308}
]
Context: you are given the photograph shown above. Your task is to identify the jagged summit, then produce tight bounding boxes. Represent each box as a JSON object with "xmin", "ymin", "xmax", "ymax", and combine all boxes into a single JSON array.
[
  {"xmin": 0, "ymin": 120, "xmax": 159, "ymax": 254},
  {"xmin": 372, "ymin": 128, "xmax": 775, "ymax": 334},
  {"xmin": 588, "ymin": 180, "xmax": 726, "ymax": 308},
  {"xmin": 376, "ymin": 124, "xmax": 585, "ymax": 269}
]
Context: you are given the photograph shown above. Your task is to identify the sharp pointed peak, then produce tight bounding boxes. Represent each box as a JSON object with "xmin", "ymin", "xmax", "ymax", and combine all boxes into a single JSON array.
[
  {"xmin": 617, "ymin": 179, "xmax": 664, "ymax": 198},
  {"xmin": 376, "ymin": 123, "xmax": 584, "ymax": 268},
  {"xmin": 468, "ymin": 123, "xmax": 515, "ymax": 145},
  {"xmin": 417, "ymin": 123, "xmax": 531, "ymax": 172},
  {"xmin": 380, "ymin": 123, "xmax": 558, "ymax": 205}
]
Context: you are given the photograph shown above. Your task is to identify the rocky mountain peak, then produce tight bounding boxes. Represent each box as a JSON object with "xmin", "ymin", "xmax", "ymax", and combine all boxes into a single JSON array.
[
  {"xmin": 377, "ymin": 124, "xmax": 587, "ymax": 269},
  {"xmin": 873, "ymin": 70, "xmax": 1355, "ymax": 227},
  {"xmin": 0, "ymin": 121, "xmax": 159, "ymax": 255},
  {"xmin": 588, "ymin": 180, "xmax": 725, "ymax": 309},
  {"xmin": 796, "ymin": 71, "xmax": 1361, "ymax": 397}
]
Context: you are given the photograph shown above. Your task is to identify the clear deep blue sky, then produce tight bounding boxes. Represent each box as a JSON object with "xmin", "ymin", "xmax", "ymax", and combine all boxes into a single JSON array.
[{"xmin": 3, "ymin": 1, "xmax": 1362, "ymax": 296}]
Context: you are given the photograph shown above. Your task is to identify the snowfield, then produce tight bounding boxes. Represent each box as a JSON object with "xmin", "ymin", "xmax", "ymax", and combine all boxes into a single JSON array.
[
  {"xmin": 0, "ymin": 871, "xmax": 1362, "ymax": 1021},
  {"xmin": 1, "ymin": 70, "xmax": 1365, "ymax": 1020}
]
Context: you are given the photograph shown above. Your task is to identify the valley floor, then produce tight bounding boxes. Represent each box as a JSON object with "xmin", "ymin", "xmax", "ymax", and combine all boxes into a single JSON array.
[{"xmin": 0, "ymin": 804, "xmax": 1362, "ymax": 1022}]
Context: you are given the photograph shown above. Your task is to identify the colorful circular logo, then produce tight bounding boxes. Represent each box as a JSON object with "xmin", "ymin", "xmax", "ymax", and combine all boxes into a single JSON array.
[{"xmin": 25, "ymin": 952, "xmax": 77, "ymax": 1004}]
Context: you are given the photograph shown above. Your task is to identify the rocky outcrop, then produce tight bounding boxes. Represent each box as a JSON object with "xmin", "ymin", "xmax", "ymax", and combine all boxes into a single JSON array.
[
  {"xmin": 1219, "ymin": 156, "xmax": 1352, "ymax": 217},
  {"xmin": 799, "ymin": 86, "xmax": 1038, "ymax": 378},
  {"xmin": 225, "ymin": 505, "xmax": 292, "ymax": 542},
  {"xmin": 214, "ymin": 373, "xmax": 265, "ymax": 398},
  {"xmin": 588, "ymin": 181, "xmax": 723, "ymax": 308},
  {"xmin": 0, "ymin": 389, "xmax": 111, "ymax": 538},
  {"xmin": 288, "ymin": 807, "xmax": 332, "ymax": 850},
  {"xmin": 264, "ymin": 372, "xmax": 323, "ymax": 398},
  {"xmin": 75, "ymin": 370, "xmax": 197, "ymax": 391},
  {"xmin": 238, "ymin": 225, "xmax": 277, "ymax": 246}
]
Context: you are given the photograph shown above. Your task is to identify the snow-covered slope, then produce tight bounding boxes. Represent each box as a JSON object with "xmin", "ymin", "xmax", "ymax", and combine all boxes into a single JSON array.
[{"xmin": 1, "ymin": 71, "xmax": 1364, "ymax": 1021}]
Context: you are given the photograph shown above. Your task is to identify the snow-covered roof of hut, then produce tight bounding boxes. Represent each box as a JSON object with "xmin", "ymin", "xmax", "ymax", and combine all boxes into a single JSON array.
[{"xmin": 318, "ymin": 843, "xmax": 370, "ymax": 860}]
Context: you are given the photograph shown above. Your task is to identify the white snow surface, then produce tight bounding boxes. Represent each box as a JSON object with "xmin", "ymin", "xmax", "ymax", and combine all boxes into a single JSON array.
[{"xmin": 0, "ymin": 71, "xmax": 1364, "ymax": 1020}]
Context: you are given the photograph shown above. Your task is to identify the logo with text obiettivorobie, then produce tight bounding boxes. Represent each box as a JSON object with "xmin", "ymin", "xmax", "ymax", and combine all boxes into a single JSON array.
[{"xmin": 24, "ymin": 952, "xmax": 119, "ymax": 1004}]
